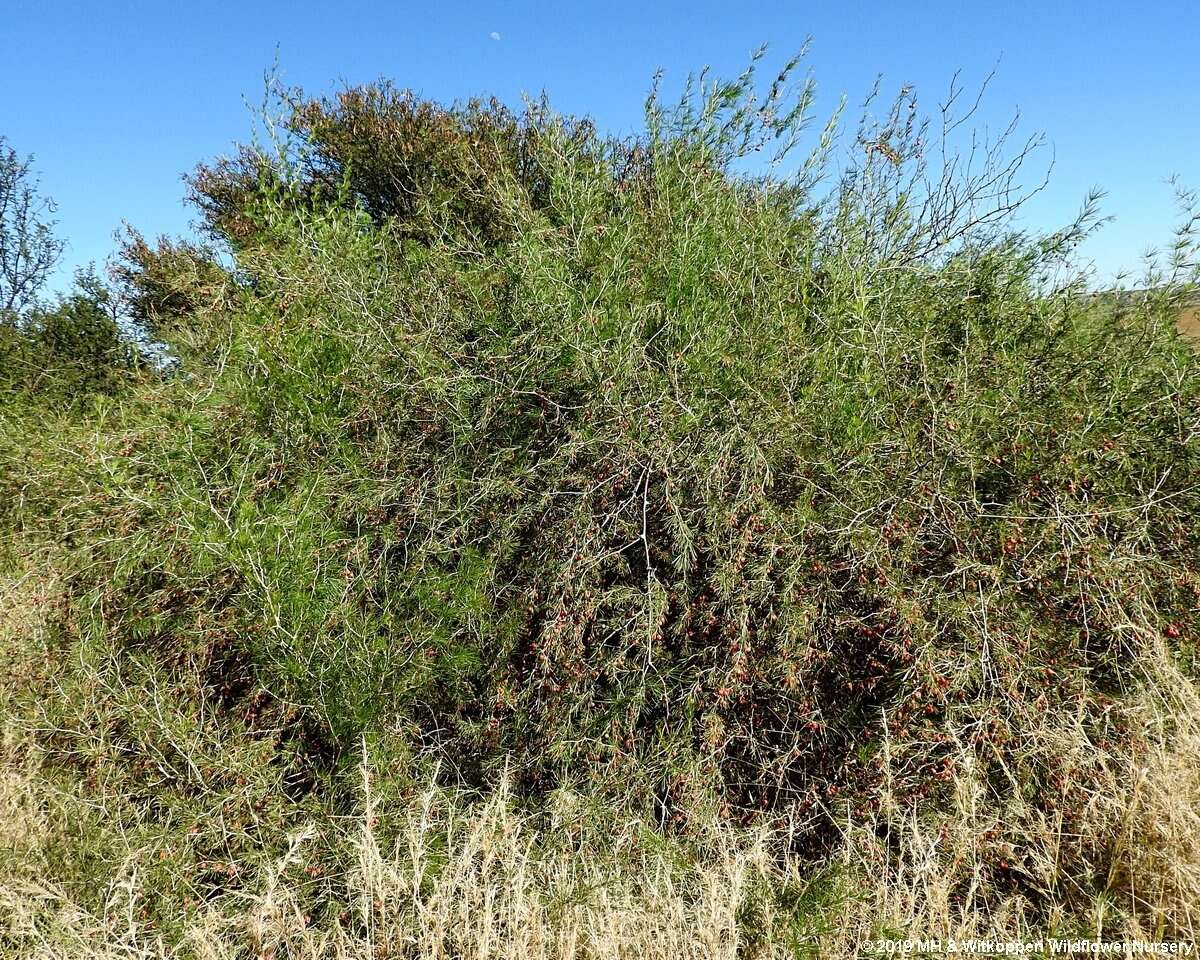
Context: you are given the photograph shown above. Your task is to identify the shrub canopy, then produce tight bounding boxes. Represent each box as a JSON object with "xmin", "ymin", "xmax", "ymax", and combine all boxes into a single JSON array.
[{"xmin": 5, "ymin": 53, "xmax": 1200, "ymax": 924}]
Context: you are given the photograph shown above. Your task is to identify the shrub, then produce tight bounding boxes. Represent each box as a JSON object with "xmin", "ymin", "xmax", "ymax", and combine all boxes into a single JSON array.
[
  {"xmin": 3, "ymin": 50, "xmax": 1200, "ymax": 948},
  {"xmin": 109, "ymin": 228, "xmax": 233, "ymax": 356},
  {"xmin": 0, "ymin": 268, "xmax": 136, "ymax": 402}
]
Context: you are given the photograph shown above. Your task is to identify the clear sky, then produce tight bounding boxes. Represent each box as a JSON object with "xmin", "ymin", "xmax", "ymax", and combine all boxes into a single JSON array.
[{"xmin": 2, "ymin": 0, "xmax": 1198, "ymax": 292}]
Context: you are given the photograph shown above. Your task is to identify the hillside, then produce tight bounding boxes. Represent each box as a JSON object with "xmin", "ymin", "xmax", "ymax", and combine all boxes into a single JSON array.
[
  {"xmin": 1180, "ymin": 301, "xmax": 1200, "ymax": 339},
  {"xmin": 2, "ymin": 59, "xmax": 1199, "ymax": 957}
]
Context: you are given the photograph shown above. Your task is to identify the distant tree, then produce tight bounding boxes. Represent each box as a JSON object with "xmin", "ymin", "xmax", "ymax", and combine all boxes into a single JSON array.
[
  {"xmin": 0, "ymin": 137, "xmax": 64, "ymax": 317},
  {"xmin": 0, "ymin": 267, "xmax": 136, "ymax": 401}
]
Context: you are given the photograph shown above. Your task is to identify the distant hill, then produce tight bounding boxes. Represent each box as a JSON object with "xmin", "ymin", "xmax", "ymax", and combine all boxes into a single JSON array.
[
  {"xmin": 1085, "ymin": 288, "xmax": 1200, "ymax": 339},
  {"xmin": 1180, "ymin": 301, "xmax": 1200, "ymax": 338}
]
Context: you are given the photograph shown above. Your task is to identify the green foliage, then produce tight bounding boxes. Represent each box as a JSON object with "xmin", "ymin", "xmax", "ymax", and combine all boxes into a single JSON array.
[
  {"xmin": 3, "ymin": 51, "xmax": 1200, "ymax": 943},
  {"xmin": 0, "ymin": 268, "xmax": 137, "ymax": 403},
  {"xmin": 110, "ymin": 228, "xmax": 232, "ymax": 353}
]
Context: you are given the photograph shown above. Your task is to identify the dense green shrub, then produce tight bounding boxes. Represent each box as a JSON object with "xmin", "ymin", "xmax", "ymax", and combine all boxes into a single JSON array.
[
  {"xmin": 5, "ymin": 52, "xmax": 1199, "ymax": 933},
  {"xmin": 109, "ymin": 228, "xmax": 233, "ymax": 356},
  {"xmin": 0, "ymin": 269, "xmax": 137, "ymax": 402},
  {"xmin": 188, "ymin": 83, "xmax": 592, "ymax": 251}
]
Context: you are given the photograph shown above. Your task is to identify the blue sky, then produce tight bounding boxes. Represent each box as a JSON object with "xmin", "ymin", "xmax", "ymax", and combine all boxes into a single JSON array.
[{"xmin": 2, "ymin": 0, "xmax": 1197, "ymax": 292}]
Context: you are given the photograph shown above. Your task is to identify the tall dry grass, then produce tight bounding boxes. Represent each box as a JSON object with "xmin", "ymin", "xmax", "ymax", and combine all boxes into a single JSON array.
[
  {"xmin": 832, "ymin": 646, "xmax": 1200, "ymax": 946},
  {"xmin": 3, "ymin": 559, "xmax": 1199, "ymax": 958}
]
